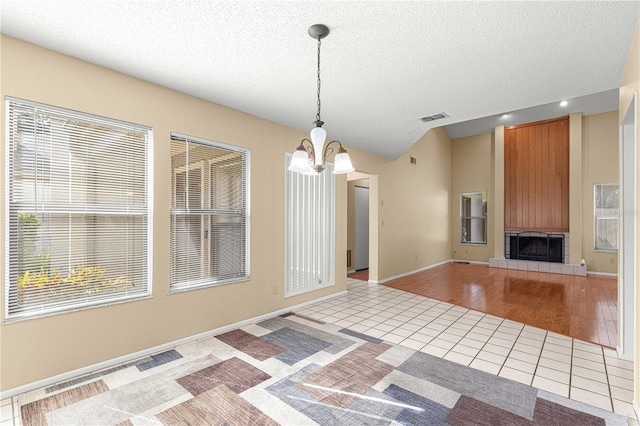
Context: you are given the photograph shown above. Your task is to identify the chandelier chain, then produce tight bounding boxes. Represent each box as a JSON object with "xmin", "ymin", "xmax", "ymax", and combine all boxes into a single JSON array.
[{"xmin": 316, "ymin": 36, "xmax": 322, "ymax": 122}]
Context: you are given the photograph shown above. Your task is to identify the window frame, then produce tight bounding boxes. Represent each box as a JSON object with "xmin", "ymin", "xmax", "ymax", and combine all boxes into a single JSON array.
[
  {"xmin": 4, "ymin": 97, "xmax": 153, "ymax": 322},
  {"xmin": 169, "ymin": 132, "xmax": 250, "ymax": 293},
  {"xmin": 460, "ymin": 191, "xmax": 488, "ymax": 245},
  {"xmin": 594, "ymin": 183, "xmax": 618, "ymax": 252}
]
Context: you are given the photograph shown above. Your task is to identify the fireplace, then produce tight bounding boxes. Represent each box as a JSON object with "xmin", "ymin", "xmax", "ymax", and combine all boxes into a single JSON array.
[{"xmin": 506, "ymin": 232, "xmax": 564, "ymax": 263}]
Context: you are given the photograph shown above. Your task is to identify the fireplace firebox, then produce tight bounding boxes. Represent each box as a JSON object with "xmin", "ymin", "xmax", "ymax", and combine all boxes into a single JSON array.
[{"xmin": 508, "ymin": 233, "xmax": 564, "ymax": 263}]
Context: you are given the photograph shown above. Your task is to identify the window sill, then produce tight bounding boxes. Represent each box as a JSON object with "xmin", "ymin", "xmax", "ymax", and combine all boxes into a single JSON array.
[
  {"xmin": 169, "ymin": 276, "xmax": 250, "ymax": 294},
  {"xmin": 3, "ymin": 293, "xmax": 153, "ymax": 325}
]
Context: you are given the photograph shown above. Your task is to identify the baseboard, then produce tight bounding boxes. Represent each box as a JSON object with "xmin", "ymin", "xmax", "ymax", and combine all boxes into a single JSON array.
[
  {"xmin": 616, "ymin": 345, "xmax": 634, "ymax": 361},
  {"xmin": 377, "ymin": 259, "xmax": 452, "ymax": 284},
  {"xmin": 587, "ymin": 271, "xmax": 618, "ymax": 277},
  {"xmin": 347, "ymin": 269, "xmax": 356, "ymax": 274},
  {"xmin": 452, "ymin": 260, "xmax": 489, "ymax": 265},
  {"xmin": 0, "ymin": 290, "xmax": 347, "ymax": 400}
]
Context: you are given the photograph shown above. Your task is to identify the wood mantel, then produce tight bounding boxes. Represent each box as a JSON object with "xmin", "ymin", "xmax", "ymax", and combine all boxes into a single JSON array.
[{"xmin": 504, "ymin": 117, "xmax": 569, "ymax": 232}]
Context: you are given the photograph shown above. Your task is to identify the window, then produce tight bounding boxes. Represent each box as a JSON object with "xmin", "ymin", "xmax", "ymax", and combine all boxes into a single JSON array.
[
  {"xmin": 284, "ymin": 154, "xmax": 335, "ymax": 297},
  {"xmin": 594, "ymin": 183, "xmax": 618, "ymax": 251},
  {"xmin": 5, "ymin": 98, "xmax": 151, "ymax": 321},
  {"xmin": 170, "ymin": 133, "xmax": 249, "ymax": 291},
  {"xmin": 460, "ymin": 191, "xmax": 487, "ymax": 244}
]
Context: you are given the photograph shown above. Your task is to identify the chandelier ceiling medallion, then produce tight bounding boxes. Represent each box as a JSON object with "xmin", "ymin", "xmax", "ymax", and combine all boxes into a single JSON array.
[{"xmin": 287, "ymin": 24, "xmax": 355, "ymax": 175}]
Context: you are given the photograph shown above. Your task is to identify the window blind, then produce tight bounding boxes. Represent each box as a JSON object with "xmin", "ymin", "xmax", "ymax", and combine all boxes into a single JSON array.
[
  {"xmin": 5, "ymin": 98, "xmax": 152, "ymax": 321},
  {"xmin": 284, "ymin": 153, "xmax": 335, "ymax": 297},
  {"xmin": 594, "ymin": 183, "xmax": 618, "ymax": 251},
  {"xmin": 169, "ymin": 133, "xmax": 249, "ymax": 291}
]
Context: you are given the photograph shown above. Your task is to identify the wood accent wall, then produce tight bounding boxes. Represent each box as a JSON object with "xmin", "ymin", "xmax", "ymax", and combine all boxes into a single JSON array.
[{"xmin": 504, "ymin": 117, "xmax": 569, "ymax": 232}]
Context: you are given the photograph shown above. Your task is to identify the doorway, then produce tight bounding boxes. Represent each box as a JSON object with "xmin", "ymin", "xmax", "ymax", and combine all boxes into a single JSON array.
[
  {"xmin": 346, "ymin": 173, "xmax": 378, "ymax": 283},
  {"xmin": 354, "ymin": 185, "xmax": 370, "ymax": 271}
]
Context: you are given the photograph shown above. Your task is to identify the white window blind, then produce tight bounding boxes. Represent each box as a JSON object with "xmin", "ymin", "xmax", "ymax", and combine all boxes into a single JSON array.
[
  {"xmin": 284, "ymin": 153, "xmax": 335, "ymax": 297},
  {"xmin": 594, "ymin": 183, "xmax": 618, "ymax": 251},
  {"xmin": 170, "ymin": 133, "xmax": 249, "ymax": 291},
  {"xmin": 5, "ymin": 98, "xmax": 152, "ymax": 321}
]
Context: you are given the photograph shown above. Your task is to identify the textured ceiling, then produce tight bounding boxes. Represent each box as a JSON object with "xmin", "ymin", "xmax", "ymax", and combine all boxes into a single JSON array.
[{"xmin": 1, "ymin": 1, "xmax": 638, "ymax": 159}]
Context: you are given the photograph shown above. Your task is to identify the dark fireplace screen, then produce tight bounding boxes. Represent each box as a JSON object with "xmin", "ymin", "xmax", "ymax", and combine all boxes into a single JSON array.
[{"xmin": 509, "ymin": 234, "xmax": 564, "ymax": 263}]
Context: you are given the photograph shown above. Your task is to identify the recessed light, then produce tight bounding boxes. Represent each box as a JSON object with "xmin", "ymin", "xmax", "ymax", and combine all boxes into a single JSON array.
[
  {"xmin": 559, "ymin": 100, "xmax": 568, "ymax": 107},
  {"xmin": 500, "ymin": 114, "xmax": 511, "ymax": 119}
]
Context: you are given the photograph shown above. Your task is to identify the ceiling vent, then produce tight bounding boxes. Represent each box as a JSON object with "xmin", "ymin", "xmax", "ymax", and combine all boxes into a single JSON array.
[{"xmin": 420, "ymin": 112, "xmax": 449, "ymax": 122}]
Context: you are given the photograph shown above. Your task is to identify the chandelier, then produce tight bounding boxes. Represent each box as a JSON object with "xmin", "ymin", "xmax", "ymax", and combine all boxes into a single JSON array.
[{"xmin": 287, "ymin": 24, "xmax": 354, "ymax": 175}]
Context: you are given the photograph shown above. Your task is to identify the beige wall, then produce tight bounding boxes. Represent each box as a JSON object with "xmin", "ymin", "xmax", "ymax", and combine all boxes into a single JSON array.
[
  {"xmin": 492, "ymin": 127, "xmax": 505, "ymax": 259},
  {"xmin": 450, "ymin": 133, "xmax": 494, "ymax": 262},
  {"xmin": 581, "ymin": 111, "xmax": 619, "ymax": 273},
  {"xmin": 569, "ymin": 113, "xmax": 584, "ymax": 265},
  {"xmin": 0, "ymin": 35, "xmax": 389, "ymax": 391},
  {"xmin": 618, "ymin": 23, "xmax": 640, "ymax": 420},
  {"xmin": 377, "ymin": 127, "xmax": 452, "ymax": 280}
]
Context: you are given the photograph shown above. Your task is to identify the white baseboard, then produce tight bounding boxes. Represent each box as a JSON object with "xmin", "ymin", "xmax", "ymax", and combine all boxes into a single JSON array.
[
  {"xmin": 377, "ymin": 259, "xmax": 452, "ymax": 284},
  {"xmin": 616, "ymin": 345, "xmax": 634, "ymax": 361},
  {"xmin": 0, "ymin": 290, "xmax": 347, "ymax": 400},
  {"xmin": 356, "ymin": 259, "xmax": 478, "ymax": 285},
  {"xmin": 587, "ymin": 271, "xmax": 618, "ymax": 277},
  {"xmin": 452, "ymin": 260, "xmax": 489, "ymax": 265},
  {"xmin": 347, "ymin": 269, "xmax": 356, "ymax": 274}
]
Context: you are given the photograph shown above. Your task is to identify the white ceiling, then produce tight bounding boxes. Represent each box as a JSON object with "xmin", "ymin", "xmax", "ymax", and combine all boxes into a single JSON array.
[{"xmin": 1, "ymin": 1, "xmax": 638, "ymax": 159}]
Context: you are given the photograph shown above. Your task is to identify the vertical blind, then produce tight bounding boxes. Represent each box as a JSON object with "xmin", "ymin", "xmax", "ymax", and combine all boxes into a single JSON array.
[
  {"xmin": 5, "ymin": 98, "xmax": 151, "ymax": 321},
  {"xmin": 284, "ymin": 153, "xmax": 335, "ymax": 297},
  {"xmin": 169, "ymin": 133, "xmax": 249, "ymax": 291}
]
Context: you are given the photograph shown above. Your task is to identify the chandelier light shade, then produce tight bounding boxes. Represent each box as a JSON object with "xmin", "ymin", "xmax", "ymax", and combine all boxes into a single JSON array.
[{"xmin": 288, "ymin": 24, "xmax": 354, "ymax": 175}]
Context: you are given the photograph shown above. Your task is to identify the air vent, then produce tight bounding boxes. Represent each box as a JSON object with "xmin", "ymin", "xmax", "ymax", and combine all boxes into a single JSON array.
[{"xmin": 420, "ymin": 112, "xmax": 449, "ymax": 122}]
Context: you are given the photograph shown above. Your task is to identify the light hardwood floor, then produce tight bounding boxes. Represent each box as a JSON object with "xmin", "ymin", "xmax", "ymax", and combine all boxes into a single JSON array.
[{"xmin": 378, "ymin": 262, "xmax": 618, "ymax": 348}]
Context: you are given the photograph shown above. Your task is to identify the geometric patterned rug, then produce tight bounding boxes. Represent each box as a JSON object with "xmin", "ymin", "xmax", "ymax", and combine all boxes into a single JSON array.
[{"xmin": 19, "ymin": 313, "xmax": 628, "ymax": 425}]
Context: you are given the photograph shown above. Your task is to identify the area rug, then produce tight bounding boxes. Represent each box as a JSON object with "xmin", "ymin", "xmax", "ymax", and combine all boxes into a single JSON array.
[{"xmin": 19, "ymin": 313, "xmax": 627, "ymax": 425}]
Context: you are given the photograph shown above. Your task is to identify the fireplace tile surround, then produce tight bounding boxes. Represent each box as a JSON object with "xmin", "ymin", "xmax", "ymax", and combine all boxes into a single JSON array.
[{"xmin": 489, "ymin": 231, "xmax": 587, "ymax": 276}]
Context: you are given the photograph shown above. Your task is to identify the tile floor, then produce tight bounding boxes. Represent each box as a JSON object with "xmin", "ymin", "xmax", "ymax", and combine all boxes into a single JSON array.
[
  {"xmin": 295, "ymin": 278, "xmax": 639, "ymax": 425},
  {"xmin": 2, "ymin": 277, "xmax": 638, "ymax": 425}
]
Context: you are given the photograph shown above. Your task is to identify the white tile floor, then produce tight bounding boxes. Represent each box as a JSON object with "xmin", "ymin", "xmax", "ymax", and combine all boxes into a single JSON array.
[
  {"xmin": 0, "ymin": 398, "xmax": 17, "ymax": 426},
  {"xmin": 2, "ymin": 277, "xmax": 638, "ymax": 425},
  {"xmin": 295, "ymin": 278, "xmax": 640, "ymax": 425}
]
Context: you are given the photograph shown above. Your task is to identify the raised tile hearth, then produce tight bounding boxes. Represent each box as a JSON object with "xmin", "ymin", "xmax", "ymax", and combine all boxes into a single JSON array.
[{"xmin": 489, "ymin": 258, "xmax": 587, "ymax": 276}]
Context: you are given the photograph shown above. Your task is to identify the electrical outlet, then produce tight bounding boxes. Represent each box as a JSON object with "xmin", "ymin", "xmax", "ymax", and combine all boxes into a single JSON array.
[{"xmin": 272, "ymin": 285, "xmax": 277, "ymax": 294}]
